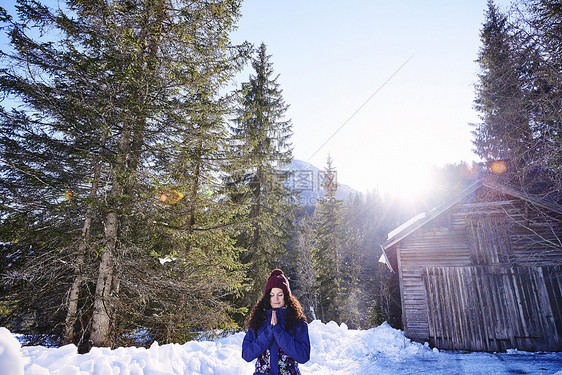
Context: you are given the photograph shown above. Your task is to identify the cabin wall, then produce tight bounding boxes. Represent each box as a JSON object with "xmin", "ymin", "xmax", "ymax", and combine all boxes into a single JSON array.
[
  {"xmin": 423, "ymin": 265, "xmax": 561, "ymax": 351},
  {"xmin": 398, "ymin": 219, "xmax": 473, "ymax": 343},
  {"xmin": 397, "ymin": 198, "xmax": 562, "ymax": 351}
]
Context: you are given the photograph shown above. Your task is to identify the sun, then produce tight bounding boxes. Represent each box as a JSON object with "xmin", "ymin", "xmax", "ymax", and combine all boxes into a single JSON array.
[{"xmin": 375, "ymin": 159, "xmax": 437, "ymax": 204}]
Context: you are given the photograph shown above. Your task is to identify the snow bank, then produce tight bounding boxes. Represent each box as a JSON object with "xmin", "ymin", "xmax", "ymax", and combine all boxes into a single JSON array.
[
  {"xmin": 3, "ymin": 321, "xmax": 562, "ymax": 375},
  {"xmin": 0, "ymin": 327, "xmax": 24, "ymax": 375},
  {"xmin": 4, "ymin": 321, "xmax": 432, "ymax": 375},
  {"xmin": 18, "ymin": 333, "xmax": 253, "ymax": 375},
  {"xmin": 305, "ymin": 320, "xmax": 435, "ymax": 374}
]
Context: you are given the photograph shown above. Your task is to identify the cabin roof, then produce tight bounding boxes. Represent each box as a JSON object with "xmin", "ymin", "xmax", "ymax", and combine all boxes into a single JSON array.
[{"xmin": 379, "ymin": 178, "xmax": 562, "ymax": 272}]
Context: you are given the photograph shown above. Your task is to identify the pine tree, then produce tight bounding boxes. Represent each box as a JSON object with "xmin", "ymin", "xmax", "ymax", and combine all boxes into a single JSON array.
[
  {"xmin": 338, "ymin": 193, "xmax": 368, "ymax": 328},
  {"xmin": 311, "ymin": 156, "xmax": 346, "ymax": 323},
  {"xmin": 135, "ymin": 88, "xmax": 248, "ymax": 344},
  {"xmin": 473, "ymin": 0, "xmax": 562, "ymax": 200},
  {"xmin": 523, "ymin": 0, "xmax": 562, "ymax": 199},
  {"xmin": 228, "ymin": 43, "xmax": 296, "ymax": 304},
  {"xmin": 0, "ymin": 0, "xmax": 248, "ymax": 348},
  {"xmin": 293, "ymin": 215, "xmax": 318, "ymax": 321},
  {"xmin": 351, "ymin": 191, "xmax": 402, "ymax": 329},
  {"xmin": 473, "ymin": 1, "xmax": 532, "ymax": 185},
  {"xmin": 0, "ymin": 0, "xmax": 124, "ymax": 346}
]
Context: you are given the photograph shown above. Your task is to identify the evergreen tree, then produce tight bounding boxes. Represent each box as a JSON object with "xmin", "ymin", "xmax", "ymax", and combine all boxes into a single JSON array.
[
  {"xmin": 339, "ymin": 193, "xmax": 370, "ymax": 328},
  {"xmin": 0, "ymin": 0, "xmax": 123, "ymax": 347},
  {"xmin": 523, "ymin": 0, "xmax": 562, "ymax": 199},
  {"xmin": 359, "ymin": 192, "xmax": 403, "ymax": 329},
  {"xmin": 292, "ymin": 215, "xmax": 318, "ymax": 321},
  {"xmin": 0, "ymin": 0, "xmax": 248, "ymax": 349},
  {"xmin": 473, "ymin": 1, "xmax": 532, "ymax": 186},
  {"xmin": 312, "ymin": 156, "xmax": 346, "ymax": 323},
  {"xmin": 136, "ymin": 86, "xmax": 249, "ymax": 344},
  {"xmin": 473, "ymin": 0, "xmax": 562, "ymax": 200},
  {"xmin": 228, "ymin": 43, "xmax": 296, "ymax": 305}
]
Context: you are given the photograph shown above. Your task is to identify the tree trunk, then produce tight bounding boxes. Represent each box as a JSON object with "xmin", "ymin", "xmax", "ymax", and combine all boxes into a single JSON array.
[
  {"xmin": 89, "ymin": 210, "xmax": 118, "ymax": 346},
  {"xmin": 63, "ymin": 244, "xmax": 85, "ymax": 345},
  {"xmin": 63, "ymin": 128, "xmax": 108, "ymax": 345},
  {"xmin": 90, "ymin": 124, "xmax": 130, "ymax": 347}
]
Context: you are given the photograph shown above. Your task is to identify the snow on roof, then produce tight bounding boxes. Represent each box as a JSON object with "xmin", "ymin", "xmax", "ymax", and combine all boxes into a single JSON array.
[{"xmin": 387, "ymin": 212, "xmax": 427, "ymax": 240}]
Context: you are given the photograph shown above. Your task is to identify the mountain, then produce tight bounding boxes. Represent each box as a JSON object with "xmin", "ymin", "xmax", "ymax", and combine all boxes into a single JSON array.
[{"xmin": 282, "ymin": 159, "xmax": 358, "ymax": 205}]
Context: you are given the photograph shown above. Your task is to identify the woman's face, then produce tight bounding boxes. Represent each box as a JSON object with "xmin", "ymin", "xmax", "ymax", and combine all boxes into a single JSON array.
[{"xmin": 269, "ymin": 287, "xmax": 285, "ymax": 308}]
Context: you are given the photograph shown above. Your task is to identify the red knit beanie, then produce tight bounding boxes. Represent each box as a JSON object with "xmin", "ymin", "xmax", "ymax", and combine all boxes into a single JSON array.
[{"xmin": 264, "ymin": 269, "xmax": 291, "ymax": 296}]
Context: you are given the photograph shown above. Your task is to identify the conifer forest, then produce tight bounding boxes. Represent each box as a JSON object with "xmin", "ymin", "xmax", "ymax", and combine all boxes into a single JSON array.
[{"xmin": 0, "ymin": 0, "xmax": 560, "ymax": 352}]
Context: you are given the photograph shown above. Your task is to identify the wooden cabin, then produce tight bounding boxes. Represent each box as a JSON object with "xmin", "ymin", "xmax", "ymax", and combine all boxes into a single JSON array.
[{"xmin": 380, "ymin": 179, "xmax": 562, "ymax": 352}]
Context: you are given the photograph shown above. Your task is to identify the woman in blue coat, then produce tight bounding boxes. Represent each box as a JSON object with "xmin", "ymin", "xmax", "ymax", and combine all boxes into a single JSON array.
[{"xmin": 242, "ymin": 269, "xmax": 310, "ymax": 375}]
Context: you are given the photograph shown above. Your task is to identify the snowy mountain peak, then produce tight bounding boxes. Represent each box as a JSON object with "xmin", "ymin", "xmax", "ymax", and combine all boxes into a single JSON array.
[{"xmin": 283, "ymin": 159, "xmax": 357, "ymax": 204}]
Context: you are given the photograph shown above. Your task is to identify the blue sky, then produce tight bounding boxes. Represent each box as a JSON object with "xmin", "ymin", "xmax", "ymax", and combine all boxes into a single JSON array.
[
  {"xmin": 0, "ymin": 0, "xmax": 512, "ymax": 197},
  {"xmin": 231, "ymin": 0, "xmax": 512, "ymax": 196}
]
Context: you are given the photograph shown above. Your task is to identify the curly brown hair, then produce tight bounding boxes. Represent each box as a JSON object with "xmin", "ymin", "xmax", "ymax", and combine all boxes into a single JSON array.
[{"xmin": 246, "ymin": 291, "xmax": 307, "ymax": 332}]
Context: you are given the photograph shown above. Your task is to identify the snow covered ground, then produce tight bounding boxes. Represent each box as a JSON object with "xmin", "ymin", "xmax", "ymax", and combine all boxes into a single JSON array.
[{"xmin": 2, "ymin": 321, "xmax": 562, "ymax": 375}]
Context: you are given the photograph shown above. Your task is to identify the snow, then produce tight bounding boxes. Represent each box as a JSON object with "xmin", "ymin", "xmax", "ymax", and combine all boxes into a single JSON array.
[
  {"xmin": 0, "ymin": 327, "xmax": 24, "ymax": 375},
  {"xmin": 387, "ymin": 212, "xmax": 426, "ymax": 240},
  {"xmin": 2, "ymin": 321, "xmax": 562, "ymax": 375},
  {"xmin": 158, "ymin": 257, "xmax": 176, "ymax": 265},
  {"xmin": 378, "ymin": 252, "xmax": 389, "ymax": 267}
]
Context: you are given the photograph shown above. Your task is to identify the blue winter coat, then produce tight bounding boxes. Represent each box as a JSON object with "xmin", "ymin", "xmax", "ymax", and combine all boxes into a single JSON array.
[{"xmin": 242, "ymin": 308, "xmax": 310, "ymax": 375}]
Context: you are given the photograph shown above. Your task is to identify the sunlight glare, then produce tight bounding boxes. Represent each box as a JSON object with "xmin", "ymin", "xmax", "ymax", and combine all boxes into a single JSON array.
[{"xmin": 376, "ymin": 159, "xmax": 436, "ymax": 203}]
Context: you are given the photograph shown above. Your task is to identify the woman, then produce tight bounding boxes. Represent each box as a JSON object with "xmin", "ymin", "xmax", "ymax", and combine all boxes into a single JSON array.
[{"xmin": 242, "ymin": 269, "xmax": 310, "ymax": 375}]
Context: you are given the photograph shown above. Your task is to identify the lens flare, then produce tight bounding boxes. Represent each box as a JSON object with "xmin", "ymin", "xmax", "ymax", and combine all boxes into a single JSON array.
[
  {"xmin": 159, "ymin": 189, "xmax": 184, "ymax": 205},
  {"xmin": 490, "ymin": 161, "xmax": 507, "ymax": 174}
]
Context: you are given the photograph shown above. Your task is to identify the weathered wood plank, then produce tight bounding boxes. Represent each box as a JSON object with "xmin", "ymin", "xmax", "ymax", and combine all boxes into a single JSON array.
[{"xmin": 392, "ymin": 186, "xmax": 562, "ymax": 351}]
